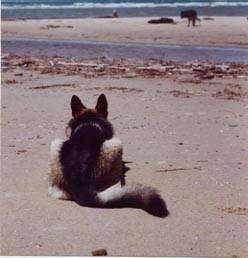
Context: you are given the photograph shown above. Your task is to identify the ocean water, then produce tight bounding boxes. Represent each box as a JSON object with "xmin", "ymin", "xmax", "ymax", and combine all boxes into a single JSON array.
[{"xmin": 2, "ymin": 0, "xmax": 248, "ymax": 19}]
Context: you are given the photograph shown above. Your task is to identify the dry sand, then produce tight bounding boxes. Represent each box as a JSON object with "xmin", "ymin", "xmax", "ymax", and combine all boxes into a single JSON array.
[
  {"xmin": 1, "ymin": 55, "xmax": 248, "ymax": 256},
  {"xmin": 1, "ymin": 14, "xmax": 248, "ymax": 256},
  {"xmin": 2, "ymin": 16, "xmax": 248, "ymax": 46}
]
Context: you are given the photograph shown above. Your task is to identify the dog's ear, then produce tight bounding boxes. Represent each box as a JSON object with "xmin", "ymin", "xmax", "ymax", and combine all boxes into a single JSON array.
[
  {"xmin": 70, "ymin": 95, "xmax": 86, "ymax": 117},
  {"xmin": 95, "ymin": 94, "xmax": 108, "ymax": 118}
]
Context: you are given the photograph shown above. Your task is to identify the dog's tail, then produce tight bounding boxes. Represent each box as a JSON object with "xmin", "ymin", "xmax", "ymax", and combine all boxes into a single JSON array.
[{"xmin": 76, "ymin": 183, "xmax": 169, "ymax": 218}]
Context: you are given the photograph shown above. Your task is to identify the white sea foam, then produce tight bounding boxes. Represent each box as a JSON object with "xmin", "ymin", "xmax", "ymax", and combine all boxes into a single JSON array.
[{"xmin": 2, "ymin": 1, "xmax": 248, "ymax": 10}]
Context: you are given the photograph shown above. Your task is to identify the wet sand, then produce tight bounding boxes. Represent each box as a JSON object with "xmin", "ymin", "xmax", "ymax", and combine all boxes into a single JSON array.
[
  {"xmin": 2, "ymin": 38, "xmax": 248, "ymax": 62},
  {"xmin": 2, "ymin": 16, "xmax": 248, "ymax": 47},
  {"xmin": 1, "ymin": 54, "xmax": 248, "ymax": 256}
]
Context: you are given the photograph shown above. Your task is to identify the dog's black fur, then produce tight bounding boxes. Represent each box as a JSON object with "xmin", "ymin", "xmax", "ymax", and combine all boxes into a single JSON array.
[
  {"xmin": 180, "ymin": 9, "xmax": 199, "ymax": 26},
  {"xmin": 49, "ymin": 94, "xmax": 169, "ymax": 217},
  {"xmin": 59, "ymin": 94, "xmax": 114, "ymax": 201},
  {"xmin": 148, "ymin": 17, "xmax": 175, "ymax": 24}
]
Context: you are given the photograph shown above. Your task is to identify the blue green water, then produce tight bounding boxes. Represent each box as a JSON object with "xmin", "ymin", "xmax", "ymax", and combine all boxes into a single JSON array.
[{"xmin": 2, "ymin": 0, "xmax": 248, "ymax": 19}]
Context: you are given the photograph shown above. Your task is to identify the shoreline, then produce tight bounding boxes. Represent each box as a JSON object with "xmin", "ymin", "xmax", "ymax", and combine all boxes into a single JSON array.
[
  {"xmin": 2, "ymin": 13, "xmax": 248, "ymax": 21},
  {"xmin": 2, "ymin": 37, "xmax": 248, "ymax": 62},
  {"xmin": 2, "ymin": 14, "xmax": 248, "ymax": 21},
  {"xmin": 3, "ymin": 36, "xmax": 248, "ymax": 49}
]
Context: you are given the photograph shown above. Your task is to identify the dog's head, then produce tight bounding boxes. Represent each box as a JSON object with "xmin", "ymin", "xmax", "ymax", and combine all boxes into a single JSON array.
[{"xmin": 66, "ymin": 94, "xmax": 113, "ymax": 139}]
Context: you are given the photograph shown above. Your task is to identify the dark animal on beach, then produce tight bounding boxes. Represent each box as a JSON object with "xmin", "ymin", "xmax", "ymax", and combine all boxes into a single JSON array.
[
  {"xmin": 98, "ymin": 9, "xmax": 119, "ymax": 18},
  {"xmin": 48, "ymin": 94, "xmax": 169, "ymax": 218},
  {"xmin": 148, "ymin": 17, "xmax": 175, "ymax": 24},
  {"xmin": 112, "ymin": 9, "xmax": 118, "ymax": 18},
  {"xmin": 180, "ymin": 9, "xmax": 200, "ymax": 27}
]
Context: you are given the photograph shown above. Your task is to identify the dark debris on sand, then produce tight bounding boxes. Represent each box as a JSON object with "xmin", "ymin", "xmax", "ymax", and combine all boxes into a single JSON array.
[
  {"xmin": 2, "ymin": 53, "xmax": 248, "ymax": 80},
  {"xmin": 2, "ymin": 54, "xmax": 248, "ymax": 102}
]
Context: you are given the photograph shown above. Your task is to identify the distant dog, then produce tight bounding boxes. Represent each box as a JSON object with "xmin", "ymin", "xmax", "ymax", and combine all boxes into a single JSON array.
[
  {"xmin": 180, "ymin": 9, "xmax": 200, "ymax": 27},
  {"xmin": 48, "ymin": 94, "xmax": 168, "ymax": 217}
]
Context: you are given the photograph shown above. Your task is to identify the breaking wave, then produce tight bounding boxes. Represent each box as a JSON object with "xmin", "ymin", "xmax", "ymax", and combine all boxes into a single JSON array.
[{"xmin": 2, "ymin": 1, "xmax": 248, "ymax": 10}]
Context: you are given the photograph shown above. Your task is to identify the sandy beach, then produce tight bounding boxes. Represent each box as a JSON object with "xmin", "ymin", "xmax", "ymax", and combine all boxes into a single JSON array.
[
  {"xmin": 1, "ymin": 53, "xmax": 248, "ymax": 256},
  {"xmin": 1, "ymin": 12, "xmax": 248, "ymax": 257},
  {"xmin": 2, "ymin": 16, "xmax": 248, "ymax": 47}
]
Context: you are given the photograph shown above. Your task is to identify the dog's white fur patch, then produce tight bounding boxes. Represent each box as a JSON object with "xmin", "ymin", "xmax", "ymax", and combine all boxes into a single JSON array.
[
  {"xmin": 50, "ymin": 138, "xmax": 64, "ymax": 158},
  {"xmin": 97, "ymin": 182, "xmax": 122, "ymax": 203},
  {"xmin": 48, "ymin": 185, "xmax": 65, "ymax": 199},
  {"xmin": 103, "ymin": 137, "xmax": 122, "ymax": 149}
]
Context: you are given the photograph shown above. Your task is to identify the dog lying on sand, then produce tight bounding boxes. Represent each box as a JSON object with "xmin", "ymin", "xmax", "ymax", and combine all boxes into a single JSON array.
[
  {"xmin": 48, "ymin": 94, "xmax": 169, "ymax": 217},
  {"xmin": 148, "ymin": 17, "xmax": 175, "ymax": 24}
]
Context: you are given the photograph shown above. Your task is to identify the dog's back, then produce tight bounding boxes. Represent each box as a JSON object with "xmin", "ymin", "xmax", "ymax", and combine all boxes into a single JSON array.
[
  {"xmin": 91, "ymin": 137, "xmax": 123, "ymax": 191},
  {"xmin": 49, "ymin": 135, "xmax": 123, "ymax": 200}
]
